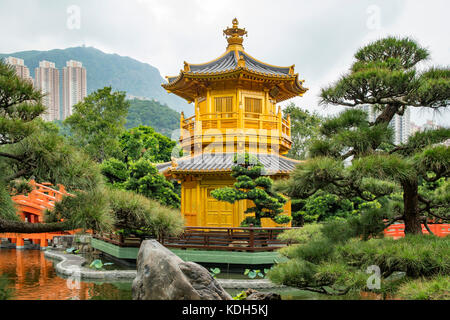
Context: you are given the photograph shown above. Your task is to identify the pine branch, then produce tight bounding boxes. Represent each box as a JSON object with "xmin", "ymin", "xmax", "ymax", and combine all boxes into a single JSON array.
[{"xmin": 0, "ymin": 152, "xmax": 24, "ymax": 161}]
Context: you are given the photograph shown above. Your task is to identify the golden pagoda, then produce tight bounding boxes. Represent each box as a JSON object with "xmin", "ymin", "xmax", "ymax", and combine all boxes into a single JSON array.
[{"xmin": 158, "ymin": 18, "xmax": 308, "ymax": 228}]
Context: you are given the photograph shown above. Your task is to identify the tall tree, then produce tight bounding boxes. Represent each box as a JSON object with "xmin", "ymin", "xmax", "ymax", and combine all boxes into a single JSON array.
[
  {"xmin": 277, "ymin": 37, "xmax": 449, "ymax": 234},
  {"xmin": 284, "ymin": 103, "xmax": 322, "ymax": 160},
  {"xmin": 0, "ymin": 61, "xmax": 110, "ymax": 233},
  {"xmin": 120, "ymin": 125, "xmax": 177, "ymax": 163},
  {"xmin": 64, "ymin": 86, "xmax": 130, "ymax": 162}
]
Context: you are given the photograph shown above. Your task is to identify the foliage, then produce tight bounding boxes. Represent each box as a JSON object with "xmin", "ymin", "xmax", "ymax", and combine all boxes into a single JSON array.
[
  {"xmin": 89, "ymin": 259, "xmax": 104, "ymax": 270},
  {"xmin": 277, "ymin": 115, "xmax": 450, "ymax": 234},
  {"xmin": 126, "ymin": 99, "xmax": 180, "ymax": 137},
  {"xmin": 294, "ymin": 37, "xmax": 450, "ymax": 235},
  {"xmin": 397, "ymin": 275, "xmax": 450, "ymax": 300},
  {"xmin": 232, "ymin": 290, "xmax": 247, "ymax": 300},
  {"xmin": 284, "ymin": 103, "xmax": 322, "ymax": 160},
  {"xmin": 277, "ymin": 223, "xmax": 323, "ymax": 244},
  {"xmin": 100, "ymin": 158, "xmax": 129, "ymax": 188},
  {"xmin": 277, "ymin": 37, "xmax": 450, "ymax": 235},
  {"xmin": 211, "ymin": 153, "xmax": 290, "ymax": 225},
  {"xmin": 99, "ymin": 124, "xmax": 181, "ymax": 207},
  {"xmin": 244, "ymin": 268, "xmax": 269, "ymax": 279},
  {"xmin": 2, "ymin": 120, "xmax": 105, "ymax": 191},
  {"xmin": 270, "ymin": 221, "xmax": 450, "ymax": 298},
  {"xmin": 108, "ymin": 188, "xmax": 184, "ymax": 238},
  {"xmin": 124, "ymin": 158, "xmax": 180, "ymax": 208},
  {"xmin": 337, "ymin": 235, "xmax": 450, "ymax": 277},
  {"xmin": 239, "ymin": 216, "xmax": 261, "ymax": 227},
  {"xmin": 0, "ymin": 60, "xmax": 45, "ymax": 146},
  {"xmin": 0, "ymin": 59, "xmax": 44, "ymax": 221},
  {"xmin": 291, "ymin": 191, "xmax": 357, "ymax": 224},
  {"xmin": 64, "ymin": 87, "xmax": 130, "ymax": 162},
  {"xmin": 46, "ymin": 188, "xmax": 114, "ymax": 233},
  {"xmin": 0, "ymin": 180, "xmax": 18, "ymax": 221},
  {"xmin": 0, "ymin": 60, "xmax": 181, "ymax": 236},
  {"xmin": 209, "ymin": 268, "xmax": 221, "ymax": 279},
  {"xmin": 120, "ymin": 125, "xmax": 177, "ymax": 163},
  {"xmin": 0, "ymin": 60, "xmax": 111, "ymax": 234}
]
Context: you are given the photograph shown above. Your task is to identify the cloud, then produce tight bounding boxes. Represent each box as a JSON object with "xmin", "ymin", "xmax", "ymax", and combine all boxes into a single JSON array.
[{"xmin": 0, "ymin": 0, "xmax": 448, "ymax": 125}]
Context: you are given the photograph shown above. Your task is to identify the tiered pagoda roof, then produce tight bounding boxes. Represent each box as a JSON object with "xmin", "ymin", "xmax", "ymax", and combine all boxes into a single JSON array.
[
  {"xmin": 156, "ymin": 153, "xmax": 302, "ymax": 176},
  {"xmin": 162, "ymin": 18, "xmax": 308, "ymax": 103}
]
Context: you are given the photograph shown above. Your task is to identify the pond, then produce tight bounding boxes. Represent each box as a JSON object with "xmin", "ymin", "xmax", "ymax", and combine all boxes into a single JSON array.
[
  {"xmin": 0, "ymin": 249, "xmax": 132, "ymax": 300},
  {"xmin": 0, "ymin": 248, "xmax": 383, "ymax": 300}
]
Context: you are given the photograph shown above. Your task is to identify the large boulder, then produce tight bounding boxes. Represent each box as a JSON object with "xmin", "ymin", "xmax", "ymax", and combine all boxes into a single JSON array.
[{"xmin": 132, "ymin": 240, "xmax": 232, "ymax": 300}]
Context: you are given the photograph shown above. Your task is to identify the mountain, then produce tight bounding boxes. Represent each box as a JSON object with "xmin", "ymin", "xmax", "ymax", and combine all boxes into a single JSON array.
[
  {"xmin": 126, "ymin": 98, "xmax": 179, "ymax": 137},
  {"xmin": 0, "ymin": 46, "xmax": 192, "ymax": 114}
]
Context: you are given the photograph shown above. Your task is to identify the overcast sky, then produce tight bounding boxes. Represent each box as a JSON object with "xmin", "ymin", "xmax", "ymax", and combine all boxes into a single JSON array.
[{"xmin": 1, "ymin": 0, "xmax": 449, "ymax": 126}]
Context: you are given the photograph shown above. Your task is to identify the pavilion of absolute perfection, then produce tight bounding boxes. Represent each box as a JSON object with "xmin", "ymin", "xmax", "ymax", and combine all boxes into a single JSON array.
[{"xmin": 157, "ymin": 18, "xmax": 308, "ymax": 228}]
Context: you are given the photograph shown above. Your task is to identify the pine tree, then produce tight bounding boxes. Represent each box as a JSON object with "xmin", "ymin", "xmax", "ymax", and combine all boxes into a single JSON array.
[
  {"xmin": 211, "ymin": 153, "xmax": 291, "ymax": 226},
  {"xmin": 277, "ymin": 37, "xmax": 449, "ymax": 234}
]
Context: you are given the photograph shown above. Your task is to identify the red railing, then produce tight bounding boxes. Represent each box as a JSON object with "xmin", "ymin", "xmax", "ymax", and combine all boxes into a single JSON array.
[{"xmin": 384, "ymin": 223, "xmax": 450, "ymax": 239}]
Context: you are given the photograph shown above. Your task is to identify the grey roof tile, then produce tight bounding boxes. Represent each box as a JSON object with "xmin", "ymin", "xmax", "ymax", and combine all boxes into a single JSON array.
[
  {"xmin": 161, "ymin": 153, "xmax": 299, "ymax": 174},
  {"xmin": 187, "ymin": 51, "xmax": 291, "ymax": 77}
]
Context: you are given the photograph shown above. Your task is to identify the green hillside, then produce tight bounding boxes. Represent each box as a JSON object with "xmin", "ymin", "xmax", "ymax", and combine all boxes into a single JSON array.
[
  {"xmin": 126, "ymin": 99, "xmax": 179, "ymax": 137},
  {"xmin": 0, "ymin": 46, "xmax": 192, "ymax": 114}
]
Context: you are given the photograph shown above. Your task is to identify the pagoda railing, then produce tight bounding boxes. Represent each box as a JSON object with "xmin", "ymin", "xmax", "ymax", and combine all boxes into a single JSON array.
[
  {"xmin": 160, "ymin": 226, "xmax": 297, "ymax": 252},
  {"xmin": 180, "ymin": 113, "xmax": 291, "ymax": 142},
  {"xmin": 94, "ymin": 226, "xmax": 299, "ymax": 252}
]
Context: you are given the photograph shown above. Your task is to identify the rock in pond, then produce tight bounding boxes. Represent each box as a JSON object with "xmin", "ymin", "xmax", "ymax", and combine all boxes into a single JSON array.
[
  {"xmin": 244, "ymin": 289, "xmax": 281, "ymax": 300},
  {"xmin": 132, "ymin": 239, "xmax": 232, "ymax": 300}
]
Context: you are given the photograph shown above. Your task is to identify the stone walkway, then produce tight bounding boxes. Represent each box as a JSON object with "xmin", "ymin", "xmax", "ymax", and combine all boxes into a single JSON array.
[{"xmin": 44, "ymin": 249, "xmax": 285, "ymax": 288}]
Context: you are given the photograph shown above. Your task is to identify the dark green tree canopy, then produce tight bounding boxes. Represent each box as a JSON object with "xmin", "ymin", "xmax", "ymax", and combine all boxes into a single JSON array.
[
  {"xmin": 120, "ymin": 125, "xmax": 176, "ymax": 163},
  {"xmin": 0, "ymin": 61, "xmax": 110, "ymax": 233},
  {"xmin": 277, "ymin": 37, "xmax": 449, "ymax": 235},
  {"xmin": 321, "ymin": 37, "xmax": 449, "ymax": 115},
  {"xmin": 284, "ymin": 103, "xmax": 322, "ymax": 160},
  {"xmin": 64, "ymin": 86, "xmax": 130, "ymax": 162}
]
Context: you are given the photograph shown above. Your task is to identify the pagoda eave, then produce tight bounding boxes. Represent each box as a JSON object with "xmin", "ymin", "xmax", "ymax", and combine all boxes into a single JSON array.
[{"xmin": 162, "ymin": 69, "xmax": 307, "ymax": 103}]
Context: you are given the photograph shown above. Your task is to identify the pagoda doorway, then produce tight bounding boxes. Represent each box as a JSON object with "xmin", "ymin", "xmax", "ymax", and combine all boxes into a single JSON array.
[{"xmin": 205, "ymin": 188, "xmax": 234, "ymax": 227}]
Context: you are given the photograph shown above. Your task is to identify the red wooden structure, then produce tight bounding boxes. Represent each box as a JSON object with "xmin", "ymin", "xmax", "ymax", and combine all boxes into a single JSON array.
[
  {"xmin": 0, "ymin": 180, "xmax": 76, "ymax": 249},
  {"xmin": 384, "ymin": 223, "xmax": 450, "ymax": 239}
]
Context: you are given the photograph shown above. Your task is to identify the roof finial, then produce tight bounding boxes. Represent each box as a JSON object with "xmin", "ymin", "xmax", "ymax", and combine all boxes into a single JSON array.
[{"xmin": 223, "ymin": 18, "xmax": 247, "ymax": 51}]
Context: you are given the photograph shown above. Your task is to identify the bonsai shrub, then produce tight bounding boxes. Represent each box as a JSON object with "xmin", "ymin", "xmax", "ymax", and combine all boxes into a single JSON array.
[{"xmin": 212, "ymin": 153, "xmax": 291, "ymax": 226}]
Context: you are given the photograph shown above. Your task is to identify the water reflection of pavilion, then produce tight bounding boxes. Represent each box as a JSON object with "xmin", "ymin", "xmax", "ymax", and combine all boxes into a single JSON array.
[{"xmin": 1, "ymin": 249, "xmax": 90, "ymax": 300}]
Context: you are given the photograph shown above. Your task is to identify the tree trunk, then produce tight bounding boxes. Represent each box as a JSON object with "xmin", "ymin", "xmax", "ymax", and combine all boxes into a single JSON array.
[
  {"xmin": 402, "ymin": 180, "xmax": 422, "ymax": 235},
  {"xmin": 374, "ymin": 104, "xmax": 399, "ymax": 125},
  {"xmin": 0, "ymin": 218, "xmax": 71, "ymax": 233}
]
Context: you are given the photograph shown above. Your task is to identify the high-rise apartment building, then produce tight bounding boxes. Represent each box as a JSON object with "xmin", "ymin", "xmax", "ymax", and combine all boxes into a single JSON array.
[
  {"xmin": 62, "ymin": 60, "xmax": 87, "ymax": 119},
  {"xmin": 35, "ymin": 61, "xmax": 60, "ymax": 121},
  {"xmin": 4, "ymin": 56, "xmax": 33, "ymax": 83},
  {"xmin": 360, "ymin": 105, "xmax": 411, "ymax": 145}
]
